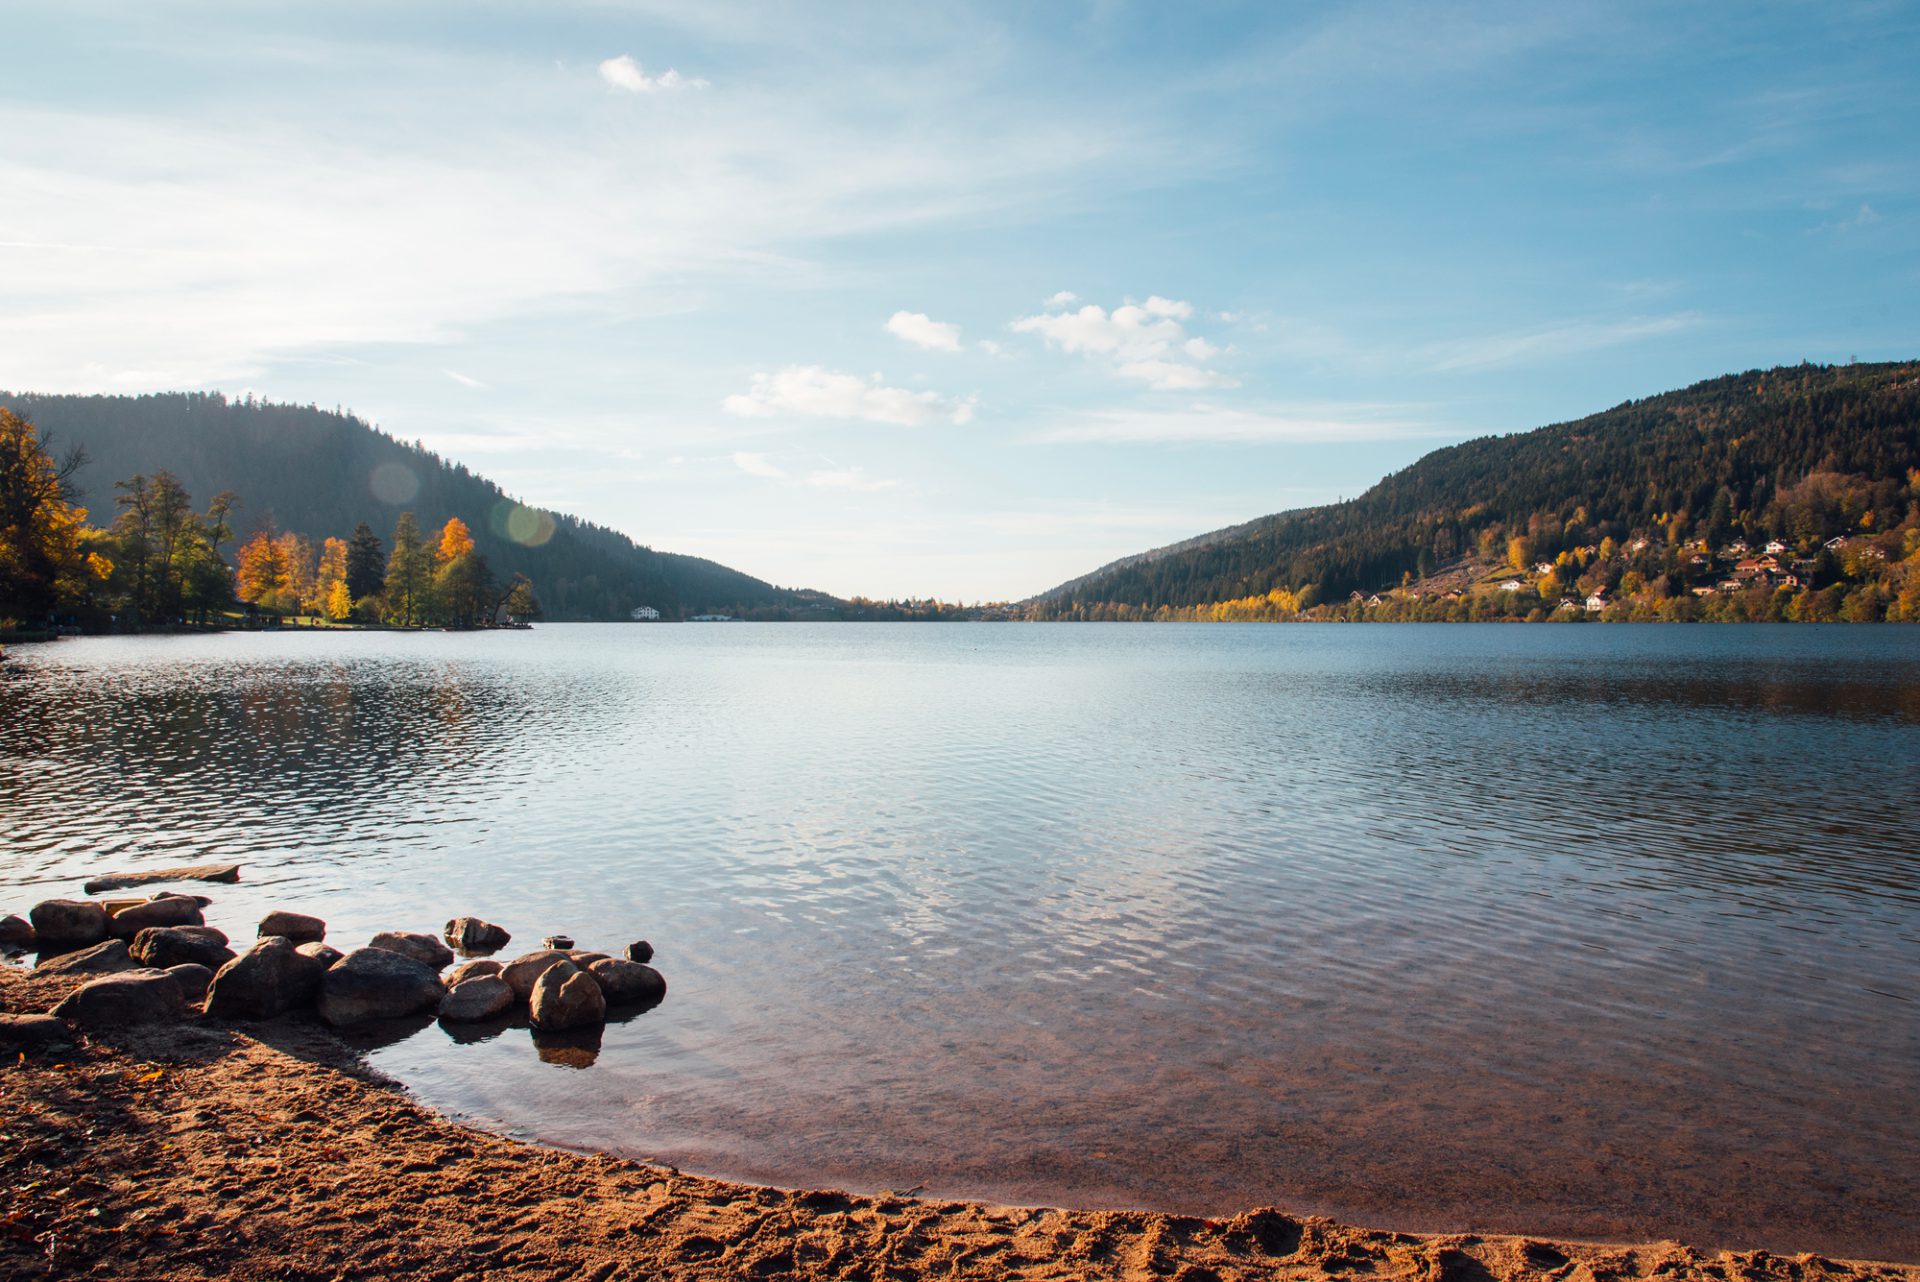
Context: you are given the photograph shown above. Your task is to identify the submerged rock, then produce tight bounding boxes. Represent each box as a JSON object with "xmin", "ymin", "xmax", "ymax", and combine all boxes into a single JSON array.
[
  {"xmin": 82, "ymin": 863, "xmax": 240, "ymax": 894},
  {"xmin": 368, "ymin": 931, "xmax": 455, "ymax": 971},
  {"xmin": 108, "ymin": 897, "xmax": 205, "ymax": 938},
  {"xmin": 498, "ymin": 949, "xmax": 573, "ymax": 1002},
  {"xmin": 34, "ymin": 938, "xmax": 137, "ymax": 977},
  {"xmin": 439, "ymin": 976, "xmax": 515, "ymax": 1023},
  {"xmin": 131, "ymin": 926, "xmax": 235, "ymax": 970},
  {"xmin": 166, "ymin": 962, "xmax": 215, "ymax": 1004},
  {"xmin": 318, "ymin": 947, "xmax": 445, "ymax": 1026},
  {"xmin": 258, "ymin": 910, "xmax": 326, "ymax": 944},
  {"xmin": 624, "ymin": 940, "xmax": 654, "ymax": 964},
  {"xmin": 52, "ymin": 969, "xmax": 190, "ymax": 1027},
  {"xmin": 586, "ymin": 958, "xmax": 667, "ymax": 1007},
  {"xmin": 444, "ymin": 917, "xmax": 512, "ymax": 953},
  {"xmin": 542, "ymin": 934, "xmax": 574, "ymax": 951},
  {"xmin": 445, "ymin": 958, "xmax": 502, "ymax": 987},
  {"xmin": 0, "ymin": 913, "xmax": 36, "ymax": 950},
  {"xmin": 29, "ymin": 899, "xmax": 108, "ymax": 951},
  {"xmin": 205, "ymin": 936, "xmax": 325, "ymax": 1020},
  {"xmin": 529, "ymin": 961, "xmax": 606, "ymax": 1032}
]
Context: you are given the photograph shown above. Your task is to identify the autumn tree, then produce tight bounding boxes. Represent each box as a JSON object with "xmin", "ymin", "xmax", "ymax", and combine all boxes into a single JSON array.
[
  {"xmin": 435, "ymin": 516, "xmax": 475, "ymax": 566},
  {"xmin": 276, "ymin": 531, "xmax": 318, "ymax": 615},
  {"xmin": 503, "ymin": 574, "xmax": 541, "ymax": 622},
  {"xmin": 235, "ymin": 528, "xmax": 290, "ymax": 609},
  {"xmin": 0, "ymin": 408, "xmax": 104, "ymax": 622}
]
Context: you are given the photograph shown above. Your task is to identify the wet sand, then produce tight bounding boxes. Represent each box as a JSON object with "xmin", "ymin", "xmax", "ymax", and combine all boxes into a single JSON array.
[{"xmin": 5, "ymin": 971, "xmax": 1914, "ymax": 1282}]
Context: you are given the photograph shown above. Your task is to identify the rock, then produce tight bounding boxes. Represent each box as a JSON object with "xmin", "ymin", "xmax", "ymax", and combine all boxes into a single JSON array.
[
  {"xmin": 107, "ymin": 897, "xmax": 205, "ymax": 938},
  {"xmin": 0, "ymin": 1013, "xmax": 74, "ymax": 1051},
  {"xmin": 542, "ymin": 934, "xmax": 575, "ymax": 951},
  {"xmin": 566, "ymin": 950, "xmax": 612, "ymax": 967},
  {"xmin": 296, "ymin": 941, "xmax": 344, "ymax": 968},
  {"xmin": 82, "ymin": 863, "xmax": 241, "ymax": 894},
  {"xmin": 529, "ymin": 961, "xmax": 606, "ymax": 1032},
  {"xmin": 29, "ymin": 899, "xmax": 109, "ymax": 951},
  {"xmin": 444, "ymin": 917, "xmax": 512, "ymax": 953},
  {"xmin": 498, "ymin": 949, "xmax": 573, "ymax": 1002},
  {"xmin": 624, "ymin": 940, "xmax": 654, "ymax": 964},
  {"xmin": 166, "ymin": 963, "xmax": 215, "ymax": 1003},
  {"xmin": 368, "ymin": 931, "xmax": 454, "ymax": 971},
  {"xmin": 438, "ymin": 976, "xmax": 515, "ymax": 1023},
  {"xmin": 205, "ymin": 936, "xmax": 325, "ymax": 1020},
  {"xmin": 0, "ymin": 914, "xmax": 36, "ymax": 950},
  {"xmin": 175, "ymin": 924, "xmax": 230, "ymax": 946},
  {"xmin": 258, "ymin": 910, "xmax": 326, "ymax": 944},
  {"xmin": 35, "ymin": 938, "xmax": 138, "ymax": 976},
  {"xmin": 130, "ymin": 926, "xmax": 235, "ymax": 970},
  {"xmin": 51, "ymin": 969, "xmax": 189, "ymax": 1027},
  {"xmin": 445, "ymin": 959, "xmax": 502, "ymax": 986},
  {"xmin": 587, "ymin": 958, "xmax": 667, "ymax": 1007},
  {"xmin": 317, "ymin": 948, "xmax": 446, "ymax": 1026}
]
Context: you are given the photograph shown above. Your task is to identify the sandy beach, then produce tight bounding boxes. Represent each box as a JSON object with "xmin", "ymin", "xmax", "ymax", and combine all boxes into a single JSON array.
[{"xmin": 5, "ymin": 968, "xmax": 1913, "ymax": 1282}]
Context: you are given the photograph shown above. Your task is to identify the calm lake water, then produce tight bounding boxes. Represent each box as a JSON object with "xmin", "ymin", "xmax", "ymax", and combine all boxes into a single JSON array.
[{"xmin": 3, "ymin": 624, "xmax": 1918, "ymax": 1258}]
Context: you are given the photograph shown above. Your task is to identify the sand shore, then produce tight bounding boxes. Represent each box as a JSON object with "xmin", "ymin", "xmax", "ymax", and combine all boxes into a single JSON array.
[{"xmin": 4, "ymin": 970, "xmax": 1913, "ymax": 1282}]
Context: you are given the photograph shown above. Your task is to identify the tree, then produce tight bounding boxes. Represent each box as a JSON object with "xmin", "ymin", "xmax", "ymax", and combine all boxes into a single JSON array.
[
  {"xmin": 235, "ymin": 528, "xmax": 289, "ymax": 608},
  {"xmin": 434, "ymin": 550, "xmax": 494, "ymax": 627},
  {"xmin": 435, "ymin": 517, "xmax": 475, "ymax": 566},
  {"xmin": 325, "ymin": 578, "xmax": 353, "ymax": 621},
  {"xmin": 276, "ymin": 531, "xmax": 317, "ymax": 615},
  {"xmin": 384, "ymin": 512, "xmax": 431, "ymax": 626},
  {"xmin": 0, "ymin": 408, "xmax": 102, "ymax": 622},
  {"xmin": 503, "ymin": 574, "xmax": 542, "ymax": 622},
  {"xmin": 344, "ymin": 523, "xmax": 385, "ymax": 601}
]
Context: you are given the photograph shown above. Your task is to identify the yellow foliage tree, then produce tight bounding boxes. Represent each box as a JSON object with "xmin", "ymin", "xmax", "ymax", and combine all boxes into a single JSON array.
[
  {"xmin": 234, "ymin": 530, "xmax": 288, "ymax": 606},
  {"xmin": 325, "ymin": 578, "xmax": 353, "ymax": 621},
  {"xmin": 435, "ymin": 517, "xmax": 475, "ymax": 566}
]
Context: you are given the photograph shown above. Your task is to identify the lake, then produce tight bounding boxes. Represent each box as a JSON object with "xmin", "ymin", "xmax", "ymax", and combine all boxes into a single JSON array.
[{"xmin": 3, "ymin": 623, "xmax": 1917, "ymax": 1259}]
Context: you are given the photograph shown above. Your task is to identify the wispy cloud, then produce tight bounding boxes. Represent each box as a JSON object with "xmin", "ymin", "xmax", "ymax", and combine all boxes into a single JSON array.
[
  {"xmin": 442, "ymin": 368, "xmax": 489, "ymax": 389},
  {"xmin": 1419, "ymin": 313, "xmax": 1703, "ymax": 373},
  {"xmin": 1030, "ymin": 403, "xmax": 1436, "ymax": 445},
  {"xmin": 1011, "ymin": 296, "xmax": 1236, "ymax": 389},
  {"xmin": 732, "ymin": 450, "xmax": 786, "ymax": 478},
  {"xmin": 722, "ymin": 365, "xmax": 975, "ymax": 426},
  {"xmin": 598, "ymin": 55, "xmax": 708, "ymax": 93},
  {"xmin": 885, "ymin": 310, "xmax": 963, "ymax": 352},
  {"xmin": 804, "ymin": 466, "xmax": 896, "ymax": 492}
]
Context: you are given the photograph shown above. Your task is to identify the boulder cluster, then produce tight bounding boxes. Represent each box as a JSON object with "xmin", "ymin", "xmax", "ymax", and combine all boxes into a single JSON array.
[{"xmin": 4, "ymin": 891, "xmax": 664, "ymax": 1043}]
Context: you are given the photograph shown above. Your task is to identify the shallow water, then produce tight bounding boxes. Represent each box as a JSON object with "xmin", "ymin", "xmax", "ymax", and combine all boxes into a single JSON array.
[{"xmin": 3, "ymin": 624, "xmax": 1917, "ymax": 1258}]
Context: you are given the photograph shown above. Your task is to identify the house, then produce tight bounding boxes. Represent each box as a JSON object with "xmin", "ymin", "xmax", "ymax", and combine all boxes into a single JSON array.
[
  {"xmin": 1498, "ymin": 579, "xmax": 1523, "ymax": 592},
  {"xmin": 1824, "ymin": 536, "xmax": 1850, "ymax": 551},
  {"xmin": 1534, "ymin": 561, "xmax": 1555, "ymax": 575},
  {"xmin": 1365, "ymin": 594, "xmax": 1385, "ymax": 607},
  {"xmin": 1585, "ymin": 591, "xmax": 1609, "ymax": 613},
  {"xmin": 688, "ymin": 613, "xmax": 736, "ymax": 622},
  {"xmin": 629, "ymin": 606, "xmax": 661, "ymax": 621},
  {"xmin": 1755, "ymin": 554, "xmax": 1781, "ymax": 571},
  {"xmin": 1775, "ymin": 573, "xmax": 1802, "ymax": 589},
  {"xmin": 1628, "ymin": 538, "xmax": 1649, "ymax": 553},
  {"xmin": 1733, "ymin": 559, "xmax": 1764, "ymax": 580},
  {"xmin": 1727, "ymin": 540, "xmax": 1749, "ymax": 555},
  {"xmin": 1691, "ymin": 586, "xmax": 1716, "ymax": 597},
  {"xmin": 1765, "ymin": 540, "xmax": 1788, "ymax": 555},
  {"xmin": 1556, "ymin": 596, "xmax": 1581, "ymax": 612}
]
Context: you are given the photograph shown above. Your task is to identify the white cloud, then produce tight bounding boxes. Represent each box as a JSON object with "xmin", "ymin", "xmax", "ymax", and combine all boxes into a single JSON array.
[
  {"xmin": 732, "ymin": 450, "xmax": 787, "ymax": 478},
  {"xmin": 1030, "ymin": 403, "xmax": 1436, "ymax": 445},
  {"xmin": 1046, "ymin": 291, "xmax": 1078, "ymax": 305},
  {"xmin": 1419, "ymin": 313, "xmax": 1702, "ymax": 372},
  {"xmin": 1010, "ymin": 295, "xmax": 1232, "ymax": 389},
  {"xmin": 885, "ymin": 310, "xmax": 963, "ymax": 352},
  {"xmin": 442, "ymin": 368, "xmax": 488, "ymax": 389},
  {"xmin": 598, "ymin": 55, "xmax": 708, "ymax": 93},
  {"xmin": 805, "ymin": 467, "xmax": 896, "ymax": 491},
  {"xmin": 722, "ymin": 365, "xmax": 975, "ymax": 426}
]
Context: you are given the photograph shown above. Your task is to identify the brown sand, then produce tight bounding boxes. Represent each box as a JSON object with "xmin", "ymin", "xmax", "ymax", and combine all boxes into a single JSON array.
[{"xmin": 4, "ymin": 971, "xmax": 1913, "ymax": 1282}]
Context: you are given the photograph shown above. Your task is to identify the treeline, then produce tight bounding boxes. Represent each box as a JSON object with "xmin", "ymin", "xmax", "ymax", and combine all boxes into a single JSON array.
[
  {"xmin": 1033, "ymin": 361, "xmax": 1920, "ymax": 622},
  {"xmin": 0, "ymin": 408, "xmax": 536, "ymax": 632},
  {"xmin": 0, "ymin": 390, "xmax": 797, "ymax": 621}
]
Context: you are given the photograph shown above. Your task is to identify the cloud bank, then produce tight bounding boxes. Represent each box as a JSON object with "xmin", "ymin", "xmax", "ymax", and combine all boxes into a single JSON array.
[
  {"xmin": 1011, "ymin": 296, "xmax": 1237, "ymax": 390},
  {"xmin": 723, "ymin": 365, "xmax": 975, "ymax": 426}
]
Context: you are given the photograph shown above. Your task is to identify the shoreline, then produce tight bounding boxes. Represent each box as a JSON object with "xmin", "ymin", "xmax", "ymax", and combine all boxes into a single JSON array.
[{"xmin": 5, "ymin": 971, "xmax": 1914, "ymax": 1282}]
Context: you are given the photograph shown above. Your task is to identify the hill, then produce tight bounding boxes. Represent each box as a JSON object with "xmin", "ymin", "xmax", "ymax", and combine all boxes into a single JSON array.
[
  {"xmin": 1030, "ymin": 361, "xmax": 1920, "ymax": 622},
  {"xmin": 0, "ymin": 391, "xmax": 797, "ymax": 620}
]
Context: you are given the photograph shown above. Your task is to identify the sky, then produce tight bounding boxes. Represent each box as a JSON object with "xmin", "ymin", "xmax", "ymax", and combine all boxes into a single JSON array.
[{"xmin": 3, "ymin": 1, "xmax": 1916, "ymax": 601}]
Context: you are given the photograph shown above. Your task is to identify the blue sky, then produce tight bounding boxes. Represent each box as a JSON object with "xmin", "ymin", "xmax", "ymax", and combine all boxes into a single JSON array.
[{"xmin": 3, "ymin": 1, "xmax": 1915, "ymax": 600}]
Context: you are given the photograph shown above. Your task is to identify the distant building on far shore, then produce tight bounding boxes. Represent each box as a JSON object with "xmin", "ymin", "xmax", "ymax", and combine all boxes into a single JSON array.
[
  {"xmin": 689, "ymin": 613, "xmax": 736, "ymax": 622},
  {"xmin": 629, "ymin": 606, "xmax": 661, "ymax": 621}
]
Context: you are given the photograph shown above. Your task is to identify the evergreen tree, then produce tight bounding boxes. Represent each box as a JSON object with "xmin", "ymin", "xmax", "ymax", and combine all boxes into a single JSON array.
[
  {"xmin": 384, "ymin": 512, "xmax": 431, "ymax": 626},
  {"xmin": 344, "ymin": 523, "xmax": 385, "ymax": 601}
]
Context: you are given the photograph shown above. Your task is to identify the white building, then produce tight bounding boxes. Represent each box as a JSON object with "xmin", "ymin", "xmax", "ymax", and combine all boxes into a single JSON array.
[{"xmin": 629, "ymin": 606, "xmax": 661, "ymax": 621}]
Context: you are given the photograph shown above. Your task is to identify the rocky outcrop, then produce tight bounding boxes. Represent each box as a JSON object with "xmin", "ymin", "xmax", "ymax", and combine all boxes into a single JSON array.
[
  {"xmin": 317, "ymin": 948, "xmax": 446, "ymax": 1027},
  {"xmin": 34, "ymin": 938, "xmax": 138, "ymax": 977},
  {"xmin": 108, "ymin": 897, "xmax": 206, "ymax": 938},
  {"xmin": 82, "ymin": 863, "xmax": 240, "ymax": 894},
  {"xmin": 444, "ymin": 917, "xmax": 512, "ymax": 953},
  {"xmin": 51, "ymin": 969, "xmax": 190, "ymax": 1027},
  {"xmin": 438, "ymin": 976, "xmax": 515, "ymax": 1023},
  {"xmin": 624, "ymin": 940, "xmax": 654, "ymax": 964},
  {"xmin": 205, "ymin": 936, "xmax": 326, "ymax": 1020},
  {"xmin": 0, "ymin": 913, "xmax": 36, "ymax": 950},
  {"xmin": 166, "ymin": 962, "xmax": 215, "ymax": 1004},
  {"xmin": 587, "ymin": 958, "xmax": 667, "ymax": 1007},
  {"xmin": 445, "ymin": 959, "xmax": 502, "ymax": 987},
  {"xmin": 529, "ymin": 961, "xmax": 606, "ymax": 1032},
  {"xmin": 498, "ymin": 950, "xmax": 572, "ymax": 1002},
  {"xmin": 368, "ymin": 931, "xmax": 454, "ymax": 971},
  {"xmin": 29, "ymin": 899, "xmax": 108, "ymax": 951},
  {"xmin": 258, "ymin": 910, "xmax": 326, "ymax": 944},
  {"xmin": 131, "ymin": 926, "xmax": 236, "ymax": 970}
]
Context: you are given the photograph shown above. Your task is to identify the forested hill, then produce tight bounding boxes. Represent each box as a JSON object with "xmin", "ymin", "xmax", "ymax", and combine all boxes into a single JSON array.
[
  {"xmin": 0, "ymin": 391, "xmax": 793, "ymax": 620},
  {"xmin": 1032, "ymin": 361, "xmax": 1920, "ymax": 614}
]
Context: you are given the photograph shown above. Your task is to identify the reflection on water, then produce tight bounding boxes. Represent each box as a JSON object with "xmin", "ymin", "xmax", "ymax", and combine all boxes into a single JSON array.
[{"xmin": 2, "ymin": 624, "xmax": 1917, "ymax": 1259}]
